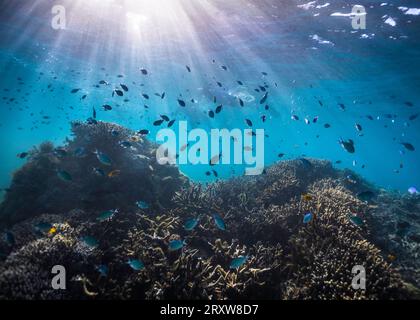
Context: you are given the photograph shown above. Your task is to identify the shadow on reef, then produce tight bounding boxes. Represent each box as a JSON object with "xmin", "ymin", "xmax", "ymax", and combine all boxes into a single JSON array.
[{"xmin": 0, "ymin": 121, "xmax": 419, "ymax": 300}]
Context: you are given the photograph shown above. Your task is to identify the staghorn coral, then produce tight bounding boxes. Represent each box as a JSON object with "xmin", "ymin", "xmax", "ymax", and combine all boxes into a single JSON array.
[{"xmin": 0, "ymin": 122, "xmax": 419, "ymax": 300}]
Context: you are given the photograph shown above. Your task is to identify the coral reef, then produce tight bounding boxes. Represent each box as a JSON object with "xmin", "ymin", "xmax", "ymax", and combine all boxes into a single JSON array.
[{"xmin": 0, "ymin": 121, "xmax": 419, "ymax": 300}]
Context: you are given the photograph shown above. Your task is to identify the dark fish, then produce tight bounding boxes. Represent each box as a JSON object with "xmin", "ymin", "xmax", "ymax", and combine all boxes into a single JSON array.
[
  {"xmin": 260, "ymin": 92, "xmax": 268, "ymax": 104},
  {"xmin": 355, "ymin": 123, "xmax": 362, "ymax": 132},
  {"xmin": 120, "ymin": 84, "xmax": 128, "ymax": 92},
  {"xmin": 215, "ymin": 105, "xmax": 223, "ymax": 114},
  {"xmin": 153, "ymin": 119, "xmax": 164, "ymax": 126},
  {"xmin": 186, "ymin": 65, "xmax": 191, "ymax": 72},
  {"xmin": 262, "ymin": 71, "xmax": 268, "ymax": 76},
  {"xmin": 299, "ymin": 158, "xmax": 312, "ymax": 168},
  {"xmin": 245, "ymin": 119, "xmax": 253, "ymax": 127},
  {"xmin": 71, "ymin": 88, "xmax": 81, "ymax": 94},
  {"xmin": 338, "ymin": 103, "xmax": 345, "ymax": 110},
  {"xmin": 339, "ymin": 139, "xmax": 355, "ymax": 153},
  {"xmin": 140, "ymin": 68, "xmax": 148, "ymax": 75},
  {"xmin": 216, "ymin": 82, "xmax": 222, "ymax": 87},
  {"xmin": 208, "ymin": 110, "xmax": 215, "ymax": 118},
  {"xmin": 318, "ymin": 100, "xmax": 323, "ymax": 106},
  {"xmin": 401, "ymin": 142, "xmax": 415, "ymax": 151},
  {"xmin": 93, "ymin": 107, "xmax": 97, "ymax": 119},
  {"xmin": 237, "ymin": 80, "xmax": 243, "ymax": 85},
  {"xmin": 177, "ymin": 99, "xmax": 186, "ymax": 107},
  {"xmin": 291, "ymin": 115, "xmax": 299, "ymax": 121},
  {"xmin": 17, "ymin": 152, "xmax": 28, "ymax": 159},
  {"xmin": 212, "ymin": 170, "xmax": 218, "ymax": 177},
  {"xmin": 167, "ymin": 119, "xmax": 176, "ymax": 128},
  {"xmin": 357, "ymin": 191, "xmax": 375, "ymax": 202},
  {"xmin": 409, "ymin": 114, "xmax": 418, "ymax": 121},
  {"xmin": 142, "ymin": 94, "xmax": 149, "ymax": 99},
  {"xmin": 102, "ymin": 104, "xmax": 112, "ymax": 111},
  {"xmin": 221, "ymin": 65, "xmax": 227, "ymax": 71},
  {"xmin": 138, "ymin": 129, "xmax": 149, "ymax": 135},
  {"xmin": 114, "ymin": 90, "xmax": 124, "ymax": 97},
  {"xmin": 160, "ymin": 115, "xmax": 170, "ymax": 121},
  {"xmin": 238, "ymin": 98, "xmax": 244, "ymax": 107},
  {"xmin": 404, "ymin": 101, "xmax": 413, "ymax": 107},
  {"xmin": 99, "ymin": 80, "xmax": 108, "ymax": 85},
  {"xmin": 81, "ymin": 94, "xmax": 87, "ymax": 100},
  {"xmin": 366, "ymin": 115, "xmax": 374, "ymax": 120}
]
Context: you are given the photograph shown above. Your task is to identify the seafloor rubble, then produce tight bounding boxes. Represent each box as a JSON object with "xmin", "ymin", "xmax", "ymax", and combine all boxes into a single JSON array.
[{"xmin": 0, "ymin": 121, "xmax": 419, "ymax": 300}]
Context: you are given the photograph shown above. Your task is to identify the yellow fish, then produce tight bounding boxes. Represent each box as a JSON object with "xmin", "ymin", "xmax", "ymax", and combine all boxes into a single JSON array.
[
  {"xmin": 48, "ymin": 227, "xmax": 57, "ymax": 236},
  {"xmin": 301, "ymin": 194, "xmax": 313, "ymax": 201},
  {"xmin": 387, "ymin": 254, "xmax": 397, "ymax": 262},
  {"xmin": 108, "ymin": 170, "xmax": 121, "ymax": 178},
  {"xmin": 130, "ymin": 135, "xmax": 142, "ymax": 142}
]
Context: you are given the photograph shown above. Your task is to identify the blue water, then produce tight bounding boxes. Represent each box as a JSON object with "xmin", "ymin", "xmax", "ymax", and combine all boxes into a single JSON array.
[{"xmin": 0, "ymin": 0, "xmax": 419, "ymax": 196}]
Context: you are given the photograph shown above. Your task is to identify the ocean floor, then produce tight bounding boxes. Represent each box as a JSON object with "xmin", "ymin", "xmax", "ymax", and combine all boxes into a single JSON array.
[{"xmin": 0, "ymin": 121, "xmax": 419, "ymax": 300}]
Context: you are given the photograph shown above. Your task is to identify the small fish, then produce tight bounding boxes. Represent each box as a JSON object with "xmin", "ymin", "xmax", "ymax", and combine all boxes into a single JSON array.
[
  {"xmin": 301, "ymin": 194, "xmax": 313, "ymax": 201},
  {"xmin": 357, "ymin": 191, "xmax": 375, "ymax": 202},
  {"xmin": 208, "ymin": 110, "xmax": 215, "ymax": 118},
  {"xmin": 120, "ymin": 84, "xmax": 128, "ymax": 92},
  {"xmin": 168, "ymin": 239, "xmax": 185, "ymax": 251},
  {"xmin": 291, "ymin": 115, "xmax": 299, "ymax": 121},
  {"xmin": 102, "ymin": 104, "xmax": 112, "ymax": 111},
  {"xmin": 401, "ymin": 142, "xmax": 415, "ymax": 151},
  {"xmin": 324, "ymin": 123, "xmax": 331, "ymax": 128},
  {"xmin": 17, "ymin": 152, "xmax": 28, "ymax": 159},
  {"xmin": 34, "ymin": 222, "xmax": 53, "ymax": 233},
  {"xmin": 128, "ymin": 259, "xmax": 144, "ymax": 271},
  {"xmin": 355, "ymin": 123, "xmax": 362, "ymax": 132},
  {"xmin": 138, "ymin": 129, "xmax": 149, "ymax": 135},
  {"xmin": 114, "ymin": 89, "xmax": 124, "ymax": 97},
  {"xmin": 136, "ymin": 200, "xmax": 149, "ymax": 209},
  {"xmin": 140, "ymin": 68, "xmax": 148, "ymax": 75},
  {"xmin": 213, "ymin": 214, "xmax": 226, "ymax": 230},
  {"xmin": 186, "ymin": 65, "xmax": 191, "ymax": 72},
  {"xmin": 142, "ymin": 93, "xmax": 149, "ymax": 100},
  {"xmin": 93, "ymin": 167, "xmax": 105, "ymax": 177},
  {"xmin": 57, "ymin": 170, "xmax": 72, "ymax": 182},
  {"xmin": 97, "ymin": 209, "xmax": 117, "ymax": 222},
  {"xmin": 184, "ymin": 218, "xmax": 199, "ymax": 231},
  {"xmin": 177, "ymin": 99, "xmax": 186, "ymax": 107},
  {"xmin": 408, "ymin": 187, "xmax": 418, "ymax": 195},
  {"xmin": 238, "ymin": 98, "xmax": 244, "ymax": 107},
  {"xmin": 210, "ymin": 153, "xmax": 221, "ymax": 166},
  {"xmin": 313, "ymin": 116, "xmax": 319, "ymax": 123},
  {"xmin": 48, "ymin": 227, "xmax": 57, "ymax": 236},
  {"xmin": 404, "ymin": 101, "xmax": 413, "ymax": 107},
  {"xmin": 245, "ymin": 119, "xmax": 253, "ymax": 127},
  {"xmin": 303, "ymin": 212, "xmax": 313, "ymax": 224},
  {"xmin": 167, "ymin": 119, "xmax": 176, "ymax": 128},
  {"xmin": 97, "ymin": 264, "xmax": 109, "ymax": 277},
  {"xmin": 4, "ymin": 231, "xmax": 15, "ymax": 246},
  {"xmin": 160, "ymin": 115, "xmax": 170, "ymax": 121},
  {"xmin": 95, "ymin": 150, "xmax": 112, "ymax": 166},
  {"xmin": 339, "ymin": 139, "xmax": 355, "ymax": 154},
  {"xmin": 153, "ymin": 119, "xmax": 164, "ymax": 126},
  {"xmin": 409, "ymin": 114, "xmax": 418, "ymax": 121},
  {"xmin": 221, "ymin": 65, "xmax": 228, "ymax": 71},
  {"xmin": 81, "ymin": 236, "xmax": 99, "ymax": 248},
  {"xmin": 215, "ymin": 105, "xmax": 223, "ymax": 114},
  {"xmin": 230, "ymin": 256, "xmax": 248, "ymax": 269},
  {"xmin": 71, "ymin": 88, "xmax": 81, "ymax": 94},
  {"xmin": 260, "ymin": 92, "xmax": 268, "ymax": 104},
  {"xmin": 349, "ymin": 215, "xmax": 363, "ymax": 227}
]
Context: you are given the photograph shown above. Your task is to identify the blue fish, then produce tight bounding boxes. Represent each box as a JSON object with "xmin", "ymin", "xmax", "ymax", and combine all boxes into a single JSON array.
[
  {"xmin": 230, "ymin": 256, "xmax": 248, "ymax": 269},
  {"xmin": 93, "ymin": 167, "xmax": 105, "ymax": 177},
  {"xmin": 97, "ymin": 209, "xmax": 117, "ymax": 222},
  {"xmin": 57, "ymin": 170, "xmax": 72, "ymax": 181},
  {"xmin": 136, "ymin": 200, "xmax": 149, "ymax": 209},
  {"xmin": 213, "ymin": 214, "xmax": 226, "ymax": 230},
  {"xmin": 168, "ymin": 239, "xmax": 185, "ymax": 251},
  {"xmin": 4, "ymin": 231, "xmax": 15, "ymax": 246},
  {"xmin": 81, "ymin": 236, "xmax": 99, "ymax": 248},
  {"xmin": 95, "ymin": 150, "xmax": 112, "ymax": 166},
  {"xmin": 34, "ymin": 222, "xmax": 53, "ymax": 233},
  {"xmin": 128, "ymin": 259, "xmax": 144, "ymax": 271},
  {"xmin": 349, "ymin": 215, "xmax": 363, "ymax": 227},
  {"xmin": 96, "ymin": 264, "xmax": 109, "ymax": 277},
  {"xmin": 184, "ymin": 218, "xmax": 199, "ymax": 231},
  {"xmin": 74, "ymin": 147, "xmax": 86, "ymax": 158},
  {"xmin": 303, "ymin": 212, "xmax": 313, "ymax": 224}
]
